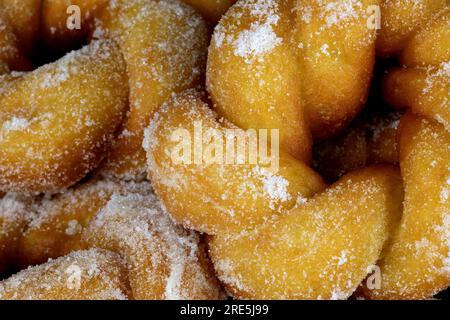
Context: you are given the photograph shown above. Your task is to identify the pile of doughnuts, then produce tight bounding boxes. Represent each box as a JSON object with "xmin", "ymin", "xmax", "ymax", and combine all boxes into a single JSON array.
[{"xmin": 0, "ymin": 0, "xmax": 448, "ymax": 300}]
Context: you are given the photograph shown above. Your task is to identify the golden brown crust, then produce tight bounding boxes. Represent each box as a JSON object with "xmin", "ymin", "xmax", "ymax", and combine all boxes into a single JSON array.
[
  {"xmin": 209, "ymin": 166, "xmax": 404, "ymax": 299},
  {"xmin": 207, "ymin": 0, "xmax": 378, "ymax": 161},
  {"xmin": 363, "ymin": 114, "xmax": 450, "ymax": 299},
  {"xmin": 144, "ymin": 90, "xmax": 326, "ymax": 235},
  {"xmin": 0, "ymin": 40, "xmax": 129, "ymax": 193}
]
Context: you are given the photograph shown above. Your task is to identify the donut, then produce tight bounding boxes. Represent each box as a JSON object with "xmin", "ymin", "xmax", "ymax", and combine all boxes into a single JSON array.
[
  {"xmin": 0, "ymin": 40, "xmax": 129, "ymax": 193},
  {"xmin": 208, "ymin": 166, "xmax": 403, "ymax": 299},
  {"xmin": 0, "ymin": 248, "xmax": 131, "ymax": 300},
  {"xmin": 81, "ymin": 190, "xmax": 224, "ymax": 299},
  {"xmin": 96, "ymin": 0, "xmax": 209, "ymax": 180},
  {"xmin": 0, "ymin": 194, "xmax": 34, "ymax": 274},
  {"xmin": 40, "ymin": 0, "xmax": 209, "ymax": 180},
  {"xmin": 0, "ymin": 0, "xmax": 448, "ymax": 301},
  {"xmin": 182, "ymin": 0, "xmax": 236, "ymax": 22},
  {"xmin": 0, "ymin": 0, "xmax": 42, "ymax": 53},
  {"xmin": 207, "ymin": 0, "xmax": 378, "ymax": 161},
  {"xmin": 18, "ymin": 178, "xmax": 152, "ymax": 268},
  {"xmin": 143, "ymin": 1, "xmax": 449, "ymax": 299},
  {"xmin": 144, "ymin": 90, "xmax": 326, "ymax": 235}
]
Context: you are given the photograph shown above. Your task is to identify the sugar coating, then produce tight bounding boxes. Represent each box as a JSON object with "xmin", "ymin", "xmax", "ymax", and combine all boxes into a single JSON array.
[
  {"xmin": 0, "ymin": 39, "xmax": 128, "ymax": 193},
  {"xmin": 94, "ymin": 0, "xmax": 209, "ymax": 181},
  {"xmin": 19, "ymin": 178, "xmax": 153, "ymax": 268},
  {"xmin": 0, "ymin": 249, "xmax": 131, "ymax": 300},
  {"xmin": 209, "ymin": 167, "xmax": 403, "ymax": 299},
  {"xmin": 0, "ymin": 193, "xmax": 35, "ymax": 273},
  {"xmin": 143, "ymin": 90, "xmax": 325, "ymax": 235},
  {"xmin": 82, "ymin": 190, "xmax": 223, "ymax": 299}
]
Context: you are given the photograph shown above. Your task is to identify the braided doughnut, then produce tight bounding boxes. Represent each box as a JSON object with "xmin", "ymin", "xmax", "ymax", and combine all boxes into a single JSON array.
[
  {"xmin": 209, "ymin": 166, "xmax": 403, "ymax": 299},
  {"xmin": 41, "ymin": 0, "xmax": 209, "ymax": 180},
  {"xmin": 0, "ymin": 248, "xmax": 131, "ymax": 300},
  {"xmin": 0, "ymin": 40, "xmax": 128, "ymax": 193},
  {"xmin": 144, "ymin": 0, "xmax": 450, "ymax": 300},
  {"xmin": 0, "ymin": 0, "xmax": 448, "ymax": 301},
  {"xmin": 360, "ymin": 1, "xmax": 449, "ymax": 298},
  {"xmin": 362, "ymin": 114, "xmax": 450, "ymax": 299}
]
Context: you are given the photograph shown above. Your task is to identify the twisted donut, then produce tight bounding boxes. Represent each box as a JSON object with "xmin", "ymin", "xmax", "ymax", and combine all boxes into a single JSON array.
[
  {"xmin": 0, "ymin": 0, "xmax": 208, "ymax": 192},
  {"xmin": 362, "ymin": 2, "xmax": 449, "ymax": 299},
  {"xmin": 0, "ymin": 248, "xmax": 131, "ymax": 300},
  {"xmin": 0, "ymin": 0, "xmax": 448, "ymax": 301},
  {"xmin": 209, "ymin": 166, "xmax": 403, "ymax": 299},
  {"xmin": 81, "ymin": 190, "xmax": 223, "ymax": 299},
  {"xmin": 145, "ymin": 90, "xmax": 325, "ymax": 235},
  {"xmin": 144, "ymin": 0, "xmax": 450, "ymax": 300},
  {"xmin": 363, "ymin": 114, "xmax": 450, "ymax": 299}
]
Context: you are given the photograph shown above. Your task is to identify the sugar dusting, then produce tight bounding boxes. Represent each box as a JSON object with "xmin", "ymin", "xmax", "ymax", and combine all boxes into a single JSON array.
[
  {"xmin": 82, "ymin": 189, "xmax": 223, "ymax": 300},
  {"xmin": 0, "ymin": 249, "xmax": 130, "ymax": 300},
  {"xmin": 213, "ymin": 0, "xmax": 282, "ymax": 63}
]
